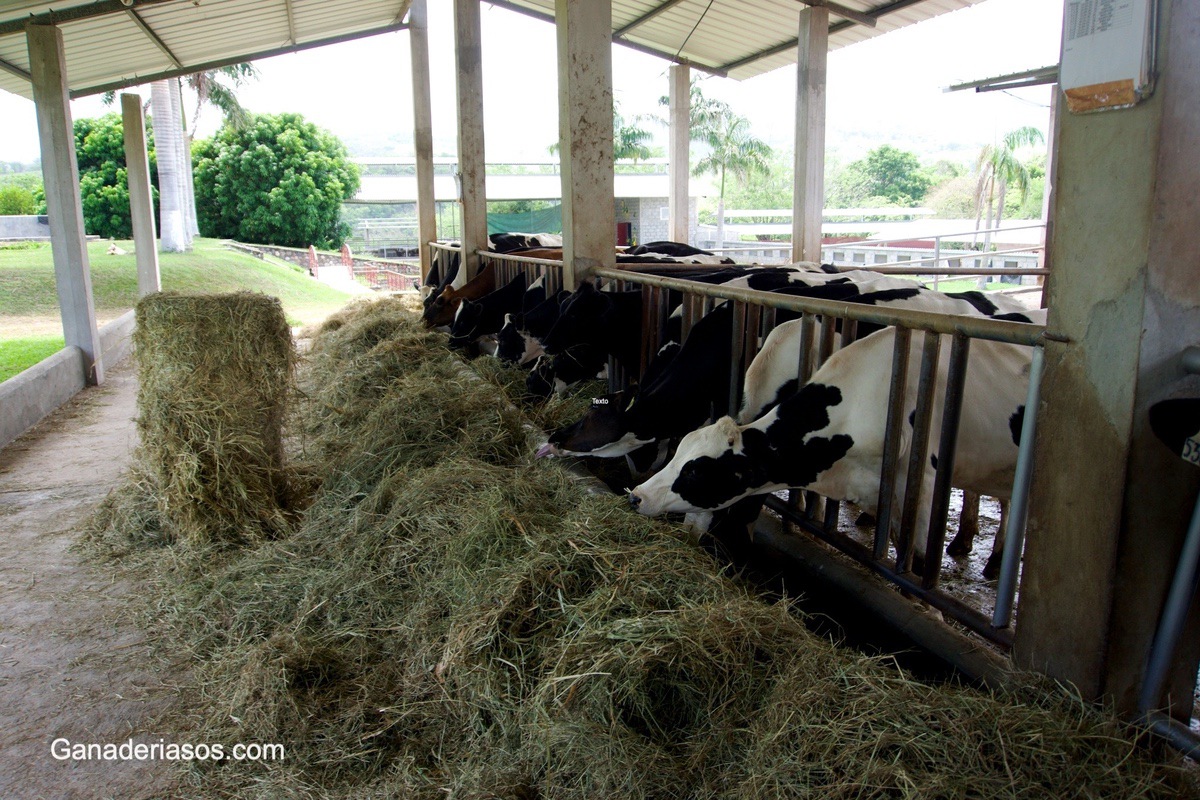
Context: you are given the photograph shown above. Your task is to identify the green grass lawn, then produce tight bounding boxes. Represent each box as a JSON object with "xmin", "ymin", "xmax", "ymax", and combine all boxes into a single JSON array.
[
  {"xmin": 0, "ymin": 237, "xmax": 354, "ymax": 381},
  {"xmin": 0, "ymin": 334, "xmax": 65, "ymax": 382}
]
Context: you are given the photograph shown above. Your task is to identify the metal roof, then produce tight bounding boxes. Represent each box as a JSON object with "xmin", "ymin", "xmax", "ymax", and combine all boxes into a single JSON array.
[
  {"xmin": 0, "ymin": 0, "xmax": 988, "ymax": 101},
  {"xmin": 0, "ymin": 0, "xmax": 412, "ymax": 100},
  {"xmin": 488, "ymin": 0, "xmax": 989, "ymax": 80}
]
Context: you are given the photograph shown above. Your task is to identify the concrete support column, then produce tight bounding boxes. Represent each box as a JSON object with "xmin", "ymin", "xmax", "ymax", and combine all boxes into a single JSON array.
[
  {"xmin": 791, "ymin": 6, "xmax": 828, "ymax": 265},
  {"xmin": 555, "ymin": 0, "xmax": 615, "ymax": 290},
  {"xmin": 27, "ymin": 23, "xmax": 103, "ymax": 386},
  {"xmin": 121, "ymin": 93, "xmax": 160, "ymax": 297},
  {"xmin": 409, "ymin": 0, "xmax": 438, "ymax": 282},
  {"xmin": 668, "ymin": 62, "xmax": 690, "ymax": 245},
  {"xmin": 453, "ymin": 0, "xmax": 487, "ymax": 283},
  {"xmin": 1017, "ymin": 0, "xmax": 1200, "ymax": 715}
]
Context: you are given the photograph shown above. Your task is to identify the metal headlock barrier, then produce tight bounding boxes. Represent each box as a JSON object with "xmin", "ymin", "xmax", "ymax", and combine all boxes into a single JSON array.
[
  {"xmin": 480, "ymin": 250, "xmax": 568, "ymax": 295},
  {"xmin": 592, "ymin": 266, "xmax": 1066, "ymax": 649},
  {"xmin": 434, "ymin": 242, "xmax": 1064, "ymax": 650}
]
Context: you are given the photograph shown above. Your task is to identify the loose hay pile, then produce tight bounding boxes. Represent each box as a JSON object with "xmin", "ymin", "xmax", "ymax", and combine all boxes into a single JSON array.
[
  {"xmin": 86, "ymin": 296, "xmax": 1200, "ymax": 799},
  {"xmin": 130, "ymin": 291, "xmax": 296, "ymax": 545}
]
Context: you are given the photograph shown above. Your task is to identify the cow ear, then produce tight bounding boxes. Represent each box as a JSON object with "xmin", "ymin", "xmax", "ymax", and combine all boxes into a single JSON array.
[{"xmin": 716, "ymin": 416, "xmax": 741, "ymax": 447}]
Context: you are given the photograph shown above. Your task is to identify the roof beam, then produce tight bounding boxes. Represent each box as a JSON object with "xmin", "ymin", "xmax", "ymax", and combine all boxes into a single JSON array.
[
  {"xmin": 798, "ymin": 0, "xmax": 877, "ymax": 28},
  {"xmin": 126, "ymin": 8, "xmax": 183, "ymax": 69},
  {"xmin": 0, "ymin": 0, "xmax": 177, "ymax": 38},
  {"xmin": 613, "ymin": 0, "xmax": 688, "ymax": 37},
  {"xmin": 71, "ymin": 21, "xmax": 408, "ymax": 98},
  {"xmin": 945, "ymin": 65, "xmax": 1059, "ymax": 93},
  {"xmin": 485, "ymin": 0, "xmax": 728, "ymax": 77},
  {"xmin": 718, "ymin": 0, "xmax": 931, "ymax": 73},
  {"xmin": 284, "ymin": 0, "xmax": 297, "ymax": 45},
  {"xmin": 0, "ymin": 54, "xmax": 30, "ymax": 80}
]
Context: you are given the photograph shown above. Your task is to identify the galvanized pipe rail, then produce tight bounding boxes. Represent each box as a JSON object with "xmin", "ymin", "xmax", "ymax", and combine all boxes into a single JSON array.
[
  {"xmin": 593, "ymin": 268, "xmax": 1057, "ymax": 346},
  {"xmin": 478, "ymin": 249, "xmax": 566, "ymax": 294},
  {"xmin": 595, "ymin": 266, "xmax": 1061, "ymax": 647}
]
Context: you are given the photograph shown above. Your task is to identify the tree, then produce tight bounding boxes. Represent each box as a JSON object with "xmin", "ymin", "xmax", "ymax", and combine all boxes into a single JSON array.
[
  {"xmin": 549, "ymin": 103, "xmax": 654, "ymax": 162},
  {"xmin": 109, "ymin": 66, "xmax": 259, "ymax": 248},
  {"xmin": 151, "ymin": 80, "xmax": 187, "ymax": 251},
  {"xmin": 182, "ymin": 65, "xmax": 259, "ymax": 137},
  {"xmin": 613, "ymin": 110, "xmax": 653, "ymax": 161},
  {"xmin": 692, "ymin": 111, "xmax": 772, "ymax": 247},
  {"xmin": 974, "ymin": 126, "xmax": 1045, "ymax": 286},
  {"xmin": 0, "ymin": 186, "xmax": 37, "ymax": 215},
  {"xmin": 193, "ymin": 112, "xmax": 360, "ymax": 249},
  {"xmin": 72, "ymin": 113, "xmax": 159, "ymax": 239}
]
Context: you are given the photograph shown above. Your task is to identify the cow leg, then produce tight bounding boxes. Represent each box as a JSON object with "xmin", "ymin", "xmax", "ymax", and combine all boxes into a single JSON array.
[
  {"xmin": 947, "ymin": 489, "xmax": 981, "ymax": 557},
  {"xmin": 983, "ymin": 499, "xmax": 1010, "ymax": 580}
]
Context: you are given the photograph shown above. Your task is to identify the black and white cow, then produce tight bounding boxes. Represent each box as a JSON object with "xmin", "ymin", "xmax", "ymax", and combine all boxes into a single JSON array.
[
  {"xmin": 448, "ymin": 272, "xmax": 530, "ymax": 351},
  {"xmin": 499, "ymin": 288, "xmax": 570, "ymax": 366},
  {"xmin": 627, "ymin": 324, "xmax": 1035, "ymax": 568}
]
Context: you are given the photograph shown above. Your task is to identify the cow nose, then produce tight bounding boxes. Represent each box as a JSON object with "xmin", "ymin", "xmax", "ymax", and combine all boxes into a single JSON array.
[{"xmin": 628, "ymin": 492, "xmax": 642, "ymax": 510}]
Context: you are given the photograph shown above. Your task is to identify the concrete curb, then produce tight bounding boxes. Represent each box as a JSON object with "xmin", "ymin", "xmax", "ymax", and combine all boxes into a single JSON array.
[{"xmin": 0, "ymin": 311, "xmax": 137, "ymax": 451}]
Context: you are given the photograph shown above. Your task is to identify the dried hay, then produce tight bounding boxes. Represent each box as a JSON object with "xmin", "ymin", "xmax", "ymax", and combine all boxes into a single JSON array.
[
  {"xmin": 131, "ymin": 292, "xmax": 296, "ymax": 545},
  {"xmin": 87, "ymin": 297, "xmax": 1200, "ymax": 799}
]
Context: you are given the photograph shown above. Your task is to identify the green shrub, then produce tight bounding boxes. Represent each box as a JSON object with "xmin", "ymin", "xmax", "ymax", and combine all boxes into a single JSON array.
[{"xmin": 0, "ymin": 185, "xmax": 36, "ymax": 216}]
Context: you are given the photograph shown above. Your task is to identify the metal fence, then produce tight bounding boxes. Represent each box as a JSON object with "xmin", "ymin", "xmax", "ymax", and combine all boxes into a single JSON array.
[
  {"xmin": 589, "ymin": 267, "xmax": 1060, "ymax": 648},
  {"xmin": 446, "ymin": 244, "xmax": 1062, "ymax": 648}
]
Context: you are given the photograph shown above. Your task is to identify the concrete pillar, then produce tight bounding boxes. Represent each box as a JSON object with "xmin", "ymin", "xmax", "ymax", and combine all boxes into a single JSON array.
[
  {"xmin": 791, "ymin": 6, "xmax": 828, "ymax": 265},
  {"xmin": 409, "ymin": 0, "xmax": 438, "ymax": 283},
  {"xmin": 27, "ymin": 23, "xmax": 103, "ymax": 386},
  {"xmin": 668, "ymin": 63, "xmax": 690, "ymax": 245},
  {"xmin": 1016, "ymin": 0, "xmax": 1200, "ymax": 715},
  {"xmin": 453, "ymin": 0, "xmax": 487, "ymax": 283},
  {"xmin": 121, "ymin": 93, "xmax": 160, "ymax": 297},
  {"xmin": 555, "ymin": 0, "xmax": 616, "ymax": 290}
]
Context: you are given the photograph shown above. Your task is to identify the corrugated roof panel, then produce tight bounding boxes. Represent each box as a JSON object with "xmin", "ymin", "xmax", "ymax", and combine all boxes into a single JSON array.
[
  {"xmin": 139, "ymin": 0, "xmax": 292, "ymax": 64},
  {"xmin": 58, "ymin": 14, "xmax": 174, "ymax": 85},
  {"xmin": 0, "ymin": 0, "xmax": 990, "ymax": 101},
  {"xmin": 293, "ymin": 0, "xmax": 404, "ymax": 42}
]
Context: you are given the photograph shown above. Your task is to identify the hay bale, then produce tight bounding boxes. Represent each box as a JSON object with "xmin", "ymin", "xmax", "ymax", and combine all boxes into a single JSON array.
[{"xmin": 133, "ymin": 292, "xmax": 295, "ymax": 545}]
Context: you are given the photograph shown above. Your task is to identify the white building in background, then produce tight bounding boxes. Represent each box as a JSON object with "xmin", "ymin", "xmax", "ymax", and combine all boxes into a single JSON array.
[{"xmin": 348, "ymin": 157, "xmax": 710, "ymax": 250}]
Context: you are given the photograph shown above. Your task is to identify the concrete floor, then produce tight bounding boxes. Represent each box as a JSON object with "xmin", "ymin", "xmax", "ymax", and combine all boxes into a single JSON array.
[{"xmin": 0, "ymin": 360, "xmax": 180, "ymax": 800}]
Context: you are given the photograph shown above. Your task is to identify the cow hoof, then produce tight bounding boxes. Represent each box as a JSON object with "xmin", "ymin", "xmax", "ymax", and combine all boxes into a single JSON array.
[
  {"xmin": 946, "ymin": 537, "xmax": 970, "ymax": 557},
  {"xmin": 983, "ymin": 556, "xmax": 1003, "ymax": 581},
  {"xmin": 854, "ymin": 511, "xmax": 876, "ymax": 527}
]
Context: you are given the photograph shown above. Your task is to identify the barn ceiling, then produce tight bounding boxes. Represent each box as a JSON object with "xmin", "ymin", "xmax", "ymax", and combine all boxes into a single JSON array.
[
  {"xmin": 0, "ymin": 0, "xmax": 412, "ymax": 99},
  {"xmin": 490, "ymin": 0, "xmax": 989, "ymax": 80},
  {"xmin": 0, "ymin": 0, "xmax": 985, "ymax": 101}
]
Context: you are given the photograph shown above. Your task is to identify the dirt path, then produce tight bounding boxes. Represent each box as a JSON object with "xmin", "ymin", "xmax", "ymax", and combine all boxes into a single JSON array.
[{"xmin": 0, "ymin": 360, "xmax": 180, "ymax": 800}]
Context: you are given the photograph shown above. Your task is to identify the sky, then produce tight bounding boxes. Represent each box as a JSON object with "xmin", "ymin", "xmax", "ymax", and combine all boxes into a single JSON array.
[{"xmin": 0, "ymin": 0, "xmax": 1063, "ymax": 167}]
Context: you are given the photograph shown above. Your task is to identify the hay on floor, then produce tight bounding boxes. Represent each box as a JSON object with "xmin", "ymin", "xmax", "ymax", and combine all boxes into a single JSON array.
[
  {"xmin": 88, "ymin": 295, "xmax": 1200, "ymax": 800},
  {"xmin": 133, "ymin": 291, "xmax": 295, "ymax": 545}
]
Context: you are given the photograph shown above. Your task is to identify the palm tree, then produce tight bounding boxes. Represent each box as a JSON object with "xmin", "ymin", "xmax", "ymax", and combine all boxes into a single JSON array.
[
  {"xmin": 182, "ymin": 64, "xmax": 258, "ymax": 137},
  {"xmin": 150, "ymin": 80, "xmax": 186, "ymax": 252},
  {"xmin": 613, "ymin": 110, "xmax": 653, "ymax": 162},
  {"xmin": 122, "ymin": 66, "xmax": 258, "ymax": 250},
  {"xmin": 692, "ymin": 111, "xmax": 772, "ymax": 248},
  {"xmin": 973, "ymin": 126, "xmax": 1044, "ymax": 287},
  {"xmin": 549, "ymin": 103, "xmax": 654, "ymax": 162}
]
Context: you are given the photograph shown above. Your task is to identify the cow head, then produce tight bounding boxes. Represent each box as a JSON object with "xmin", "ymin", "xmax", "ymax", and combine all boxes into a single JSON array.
[
  {"xmin": 541, "ymin": 282, "xmax": 606, "ymax": 355},
  {"xmin": 525, "ymin": 355, "xmax": 561, "ymax": 399},
  {"xmin": 541, "ymin": 392, "xmax": 646, "ymax": 458},
  {"xmin": 423, "ymin": 285, "xmax": 460, "ymax": 328},
  {"xmin": 627, "ymin": 416, "xmax": 763, "ymax": 516},
  {"xmin": 448, "ymin": 298, "xmax": 484, "ymax": 350},
  {"xmin": 549, "ymin": 343, "xmax": 607, "ymax": 388},
  {"xmin": 497, "ymin": 313, "xmax": 537, "ymax": 364}
]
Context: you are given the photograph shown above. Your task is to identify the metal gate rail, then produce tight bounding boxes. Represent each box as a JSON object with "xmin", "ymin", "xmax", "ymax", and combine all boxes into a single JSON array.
[{"xmin": 594, "ymin": 266, "xmax": 1064, "ymax": 648}]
